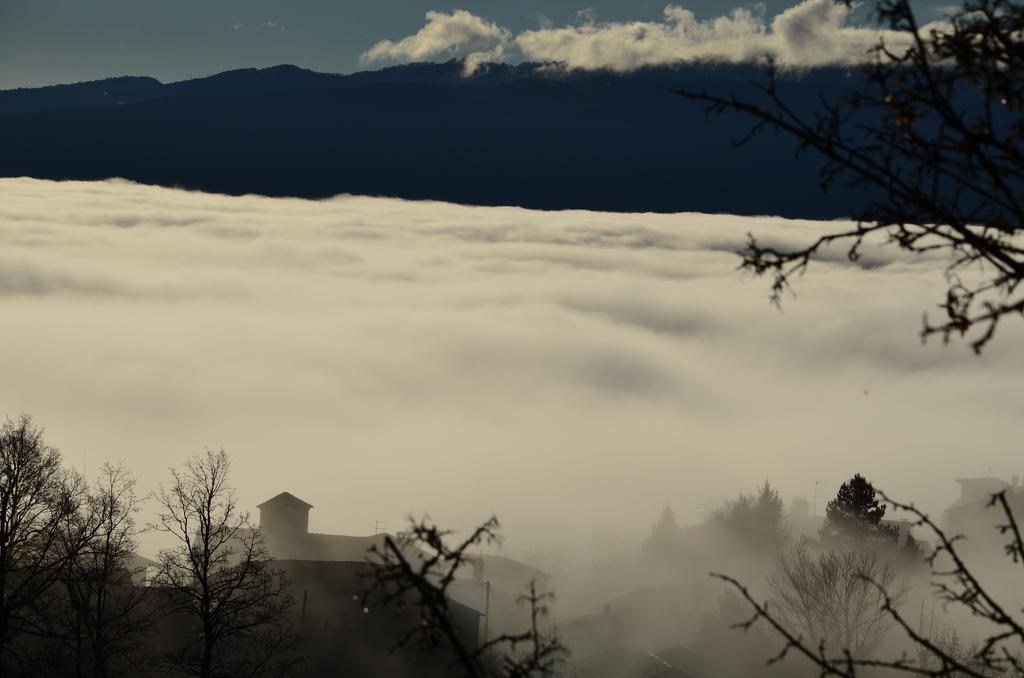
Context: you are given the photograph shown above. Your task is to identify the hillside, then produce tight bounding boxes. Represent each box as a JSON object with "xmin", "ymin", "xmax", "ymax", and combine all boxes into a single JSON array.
[{"xmin": 0, "ymin": 61, "xmax": 871, "ymax": 217}]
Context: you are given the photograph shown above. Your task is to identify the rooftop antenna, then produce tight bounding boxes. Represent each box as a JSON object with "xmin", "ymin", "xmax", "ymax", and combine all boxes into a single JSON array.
[
  {"xmin": 697, "ymin": 502, "xmax": 713, "ymax": 521},
  {"xmin": 374, "ymin": 521, "xmax": 387, "ymax": 536}
]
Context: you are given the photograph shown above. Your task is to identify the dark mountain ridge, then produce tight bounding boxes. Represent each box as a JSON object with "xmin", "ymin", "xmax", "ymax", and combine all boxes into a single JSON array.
[
  {"xmin": 0, "ymin": 61, "xmax": 877, "ymax": 217},
  {"xmin": 0, "ymin": 61, "xmax": 818, "ymax": 115}
]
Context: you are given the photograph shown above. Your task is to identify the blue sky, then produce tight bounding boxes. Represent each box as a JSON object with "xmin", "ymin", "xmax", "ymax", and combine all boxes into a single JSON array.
[{"xmin": 0, "ymin": 0, "xmax": 948, "ymax": 89}]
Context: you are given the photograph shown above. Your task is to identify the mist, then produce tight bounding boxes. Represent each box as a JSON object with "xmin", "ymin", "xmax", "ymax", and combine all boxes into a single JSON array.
[{"xmin": 0, "ymin": 177, "xmax": 1018, "ymax": 565}]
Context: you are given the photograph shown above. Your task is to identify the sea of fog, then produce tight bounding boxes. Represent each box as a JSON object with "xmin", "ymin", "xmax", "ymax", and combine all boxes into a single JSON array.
[{"xmin": 0, "ymin": 177, "xmax": 1019, "ymax": 559}]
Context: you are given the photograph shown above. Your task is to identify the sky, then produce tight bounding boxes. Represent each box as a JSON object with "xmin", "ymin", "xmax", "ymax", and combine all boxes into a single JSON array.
[
  {"xmin": 0, "ymin": 0, "xmax": 953, "ymax": 89},
  {"xmin": 1, "ymin": 177, "xmax": 1020, "ymax": 560}
]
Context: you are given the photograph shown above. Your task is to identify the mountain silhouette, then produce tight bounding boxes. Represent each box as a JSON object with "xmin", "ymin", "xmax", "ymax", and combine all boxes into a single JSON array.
[{"xmin": 0, "ymin": 62, "xmax": 877, "ymax": 217}]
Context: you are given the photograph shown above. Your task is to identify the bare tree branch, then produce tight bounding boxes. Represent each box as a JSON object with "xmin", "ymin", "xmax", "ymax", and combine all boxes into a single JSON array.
[
  {"xmin": 677, "ymin": 0, "xmax": 1024, "ymax": 352},
  {"xmin": 363, "ymin": 516, "xmax": 566, "ymax": 678}
]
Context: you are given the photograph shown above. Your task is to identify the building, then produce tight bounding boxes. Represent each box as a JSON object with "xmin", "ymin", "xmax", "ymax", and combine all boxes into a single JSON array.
[
  {"xmin": 451, "ymin": 553, "xmax": 553, "ymax": 641},
  {"xmin": 254, "ymin": 491, "xmax": 482, "ymax": 678},
  {"xmin": 944, "ymin": 477, "xmax": 1024, "ymax": 559},
  {"xmin": 257, "ymin": 491, "xmax": 387, "ymax": 562},
  {"xmin": 949, "ymin": 477, "xmax": 1015, "ymax": 511},
  {"xmin": 879, "ymin": 518, "xmax": 920, "ymax": 549},
  {"xmin": 278, "ymin": 559, "xmax": 480, "ymax": 678},
  {"xmin": 256, "ymin": 491, "xmax": 560, "ymax": 650}
]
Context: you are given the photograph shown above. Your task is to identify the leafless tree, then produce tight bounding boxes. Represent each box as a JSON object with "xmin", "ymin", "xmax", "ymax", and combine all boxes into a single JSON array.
[
  {"xmin": 769, "ymin": 542, "xmax": 909, "ymax": 658},
  {"xmin": 364, "ymin": 516, "xmax": 566, "ymax": 678},
  {"xmin": 678, "ymin": 0, "xmax": 1024, "ymax": 352},
  {"xmin": 917, "ymin": 624, "xmax": 1000, "ymax": 677},
  {"xmin": 53, "ymin": 463, "xmax": 152, "ymax": 678},
  {"xmin": 152, "ymin": 449, "xmax": 298, "ymax": 678},
  {"xmin": 715, "ymin": 490, "xmax": 1024, "ymax": 676},
  {"xmin": 0, "ymin": 415, "xmax": 92, "ymax": 675}
]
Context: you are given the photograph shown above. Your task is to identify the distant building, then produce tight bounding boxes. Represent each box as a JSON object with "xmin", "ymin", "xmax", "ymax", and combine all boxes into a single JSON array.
[
  {"xmin": 787, "ymin": 496, "xmax": 824, "ymax": 542},
  {"xmin": 254, "ymin": 491, "xmax": 482, "ymax": 677},
  {"xmin": 879, "ymin": 518, "xmax": 920, "ymax": 549},
  {"xmin": 254, "ymin": 490, "xmax": 558, "ymax": 648},
  {"xmin": 449, "ymin": 553, "xmax": 553, "ymax": 642},
  {"xmin": 279, "ymin": 559, "xmax": 480, "ymax": 678},
  {"xmin": 944, "ymin": 477, "xmax": 1024, "ymax": 558},
  {"xmin": 257, "ymin": 491, "xmax": 389, "ymax": 561},
  {"xmin": 466, "ymin": 553, "xmax": 552, "ymax": 596},
  {"xmin": 949, "ymin": 477, "xmax": 1014, "ymax": 511},
  {"xmin": 258, "ymin": 491, "xmax": 312, "ymax": 535},
  {"xmin": 126, "ymin": 552, "xmax": 159, "ymax": 587}
]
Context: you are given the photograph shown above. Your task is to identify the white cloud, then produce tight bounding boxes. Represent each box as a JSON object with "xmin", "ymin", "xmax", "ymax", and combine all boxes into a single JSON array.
[
  {"xmin": 362, "ymin": 1, "xmax": 926, "ymax": 73},
  {"xmin": 769, "ymin": 0, "xmax": 878, "ymax": 64},
  {"xmin": 0, "ymin": 178, "xmax": 1019, "ymax": 562},
  {"xmin": 516, "ymin": 5, "xmax": 768, "ymax": 70},
  {"xmin": 361, "ymin": 10, "xmax": 513, "ymax": 75}
]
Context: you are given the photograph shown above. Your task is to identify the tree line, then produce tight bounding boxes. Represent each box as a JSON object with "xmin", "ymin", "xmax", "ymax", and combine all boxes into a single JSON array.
[
  {"xmin": 712, "ymin": 480, "xmax": 1024, "ymax": 676},
  {"xmin": 0, "ymin": 414, "xmax": 566, "ymax": 678},
  {"xmin": 0, "ymin": 415, "xmax": 297, "ymax": 678},
  {"xmin": 670, "ymin": 0, "xmax": 1024, "ymax": 670}
]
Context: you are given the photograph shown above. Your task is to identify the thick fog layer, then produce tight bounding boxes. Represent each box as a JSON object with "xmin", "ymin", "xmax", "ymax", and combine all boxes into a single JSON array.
[{"xmin": 0, "ymin": 177, "xmax": 1018, "ymax": 557}]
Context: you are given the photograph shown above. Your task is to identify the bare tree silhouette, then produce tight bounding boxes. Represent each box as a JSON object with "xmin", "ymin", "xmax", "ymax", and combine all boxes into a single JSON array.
[
  {"xmin": 0, "ymin": 415, "xmax": 93, "ymax": 676},
  {"xmin": 674, "ymin": 0, "xmax": 1024, "ymax": 668},
  {"xmin": 56, "ymin": 463, "xmax": 153, "ymax": 678},
  {"xmin": 678, "ymin": 0, "xmax": 1024, "ymax": 352},
  {"xmin": 715, "ymin": 490, "xmax": 1024, "ymax": 676},
  {"xmin": 363, "ymin": 516, "xmax": 565, "ymax": 678},
  {"xmin": 769, "ymin": 542, "xmax": 909, "ymax": 658},
  {"xmin": 152, "ymin": 449, "xmax": 298, "ymax": 678}
]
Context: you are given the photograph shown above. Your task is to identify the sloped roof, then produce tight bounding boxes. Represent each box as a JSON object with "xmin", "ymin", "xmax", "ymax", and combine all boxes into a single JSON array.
[
  {"xmin": 299, "ymin": 533, "xmax": 385, "ymax": 562},
  {"xmin": 471, "ymin": 554, "xmax": 551, "ymax": 581},
  {"xmin": 257, "ymin": 491, "xmax": 314, "ymax": 510},
  {"xmin": 129, "ymin": 552, "xmax": 158, "ymax": 570},
  {"xmin": 955, "ymin": 477, "xmax": 1011, "ymax": 490},
  {"xmin": 559, "ymin": 582, "xmax": 712, "ymax": 660},
  {"xmin": 949, "ymin": 478, "xmax": 1012, "ymax": 511},
  {"xmin": 259, "ymin": 529, "xmax": 386, "ymax": 562}
]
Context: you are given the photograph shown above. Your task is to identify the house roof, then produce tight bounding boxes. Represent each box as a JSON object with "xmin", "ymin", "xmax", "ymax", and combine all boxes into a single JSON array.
[
  {"xmin": 300, "ymin": 533, "xmax": 386, "ymax": 562},
  {"xmin": 269, "ymin": 559, "xmax": 483, "ymax": 620},
  {"xmin": 949, "ymin": 478, "xmax": 1013, "ymax": 511},
  {"xmin": 256, "ymin": 528, "xmax": 422, "ymax": 564},
  {"xmin": 559, "ymin": 582, "xmax": 712, "ymax": 660},
  {"xmin": 955, "ymin": 477, "xmax": 1011, "ymax": 489},
  {"xmin": 257, "ymin": 491, "xmax": 314, "ymax": 510},
  {"xmin": 128, "ymin": 553, "xmax": 158, "ymax": 570},
  {"xmin": 471, "ymin": 554, "xmax": 551, "ymax": 581}
]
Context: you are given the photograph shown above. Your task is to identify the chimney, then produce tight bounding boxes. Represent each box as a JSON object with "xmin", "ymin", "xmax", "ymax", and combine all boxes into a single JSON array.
[{"xmin": 257, "ymin": 492, "xmax": 313, "ymax": 539}]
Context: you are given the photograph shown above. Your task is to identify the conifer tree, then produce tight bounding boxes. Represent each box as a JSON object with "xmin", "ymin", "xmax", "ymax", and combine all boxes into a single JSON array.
[
  {"xmin": 641, "ymin": 504, "xmax": 681, "ymax": 564},
  {"xmin": 821, "ymin": 474, "xmax": 892, "ymax": 543}
]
